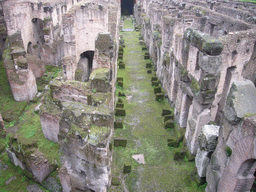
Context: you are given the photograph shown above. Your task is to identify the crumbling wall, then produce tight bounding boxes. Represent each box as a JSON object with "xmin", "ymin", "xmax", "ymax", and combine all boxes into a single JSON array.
[{"xmin": 134, "ymin": 0, "xmax": 256, "ymax": 191}]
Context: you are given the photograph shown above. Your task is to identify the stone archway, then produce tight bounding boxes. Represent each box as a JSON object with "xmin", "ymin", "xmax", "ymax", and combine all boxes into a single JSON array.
[{"xmin": 75, "ymin": 51, "xmax": 95, "ymax": 82}]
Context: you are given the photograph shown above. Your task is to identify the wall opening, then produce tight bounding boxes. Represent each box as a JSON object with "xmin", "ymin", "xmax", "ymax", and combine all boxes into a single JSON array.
[
  {"xmin": 121, "ymin": 0, "xmax": 136, "ymax": 15},
  {"xmin": 31, "ymin": 18, "xmax": 45, "ymax": 45},
  {"xmin": 27, "ymin": 42, "xmax": 32, "ymax": 54},
  {"xmin": 235, "ymin": 159, "xmax": 256, "ymax": 191},
  {"xmin": 76, "ymin": 51, "xmax": 94, "ymax": 82}
]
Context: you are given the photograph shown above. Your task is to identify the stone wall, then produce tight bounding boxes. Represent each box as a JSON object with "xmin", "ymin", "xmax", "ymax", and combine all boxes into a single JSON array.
[
  {"xmin": 134, "ymin": 0, "xmax": 256, "ymax": 191},
  {"xmin": 3, "ymin": 0, "xmax": 120, "ymax": 191}
]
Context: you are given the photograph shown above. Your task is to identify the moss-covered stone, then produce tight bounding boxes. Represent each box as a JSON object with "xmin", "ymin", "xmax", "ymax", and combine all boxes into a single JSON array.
[
  {"xmin": 173, "ymin": 148, "xmax": 186, "ymax": 160},
  {"xmin": 115, "ymin": 108, "xmax": 126, "ymax": 116},
  {"xmin": 43, "ymin": 28, "xmax": 50, "ymax": 35},
  {"xmin": 162, "ymin": 109, "xmax": 173, "ymax": 116},
  {"xmin": 147, "ymin": 70, "xmax": 152, "ymax": 74},
  {"xmin": 142, "ymin": 46, "xmax": 147, "ymax": 51},
  {"xmin": 151, "ymin": 77, "xmax": 158, "ymax": 82},
  {"xmin": 118, "ymin": 56, "xmax": 123, "ymax": 60},
  {"xmin": 17, "ymin": 56, "xmax": 28, "ymax": 69},
  {"xmin": 114, "ymin": 122, "xmax": 123, "ymax": 129},
  {"xmin": 118, "ymin": 92, "xmax": 126, "ymax": 97},
  {"xmin": 152, "ymin": 81, "xmax": 160, "ymax": 87},
  {"xmin": 117, "ymin": 98, "xmax": 123, "ymax": 103},
  {"xmin": 114, "ymin": 137, "xmax": 127, "ymax": 147},
  {"xmin": 144, "ymin": 55, "xmax": 150, "ymax": 60},
  {"xmin": 117, "ymin": 81, "xmax": 123, "ymax": 88},
  {"xmin": 167, "ymin": 139, "xmax": 179, "ymax": 148},
  {"xmin": 164, "ymin": 120, "xmax": 175, "ymax": 129},
  {"xmin": 117, "ymin": 77, "xmax": 124, "ymax": 82},
  {"xmin": 164, "ymin": 115, "xmax": 174, "ymax": 122},
  {"xmin": 123, "ymin": 163, "xmax": 131, "ymax": 173},
  {"xmin": 154, "ymin": 87, "xmax": 161, "ymax": 94},
  {"xmin": 116, "ymin": 103, "xmax": 124, "ymax": 108},
  {"xmin": 156, "ymin": 93, "xmax": 164, "ymax": 101},
  {"xmin": 146, "ymin": 63, "xmax": 152, "ymax": 68},
  {"xmin": 118, "ymin": 63, "xmax": 125, "ymax": 69}
]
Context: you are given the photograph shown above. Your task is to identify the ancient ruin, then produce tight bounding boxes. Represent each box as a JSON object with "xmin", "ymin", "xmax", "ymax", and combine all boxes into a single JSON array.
[{"xmin": 0, "ymin": 0, "xmax": 256, "ymax": 191}]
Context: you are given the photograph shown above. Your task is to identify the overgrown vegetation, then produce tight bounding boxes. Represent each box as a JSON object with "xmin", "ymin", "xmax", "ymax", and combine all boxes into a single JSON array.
[
  {"xmin": 109, "ymin": 21, "xmax": 206, "ymax": 191},
  {"xmin": 0, "ymin": 59, "xmax": 61, "ymax": 191}
]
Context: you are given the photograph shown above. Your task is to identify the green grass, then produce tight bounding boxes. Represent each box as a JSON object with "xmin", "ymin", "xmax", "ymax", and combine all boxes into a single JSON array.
[
  {"xmin": 0, "ymin": 152, "xmax": 48, "ymax": 191},
  {"xmin": 109, "ymin": 28, "xmax": 206, "ymax": 191},
  {"xmin": 0, "ymin": 60, "xmax": 28, "ymax": 125},
  {"xmin": 238, "ymin": 0, "xmax": 256, "ymax": 4},
  {"xmin": 123, "ymin": 18, "xmax": 133, "ymax": 29}
]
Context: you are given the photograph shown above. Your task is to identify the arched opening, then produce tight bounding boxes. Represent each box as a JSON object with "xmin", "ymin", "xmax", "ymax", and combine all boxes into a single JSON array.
[
  {"xmin": 121, "ymin": 0, "xmax": 136, "ymax": 15},
  {"xmin": 31, "ymin": 18, "xmax": 45, "ymax": 45},
  {"xmin": 27, "ymin": 42, "xmax": 32, "ymax": 54},
  {"xmin": 235, "ymin": 159, "xmax": 256, "ymax": 191},
  {"xmin": 75, "ymin": 51, "xmax": 94, "ymax": 82}
]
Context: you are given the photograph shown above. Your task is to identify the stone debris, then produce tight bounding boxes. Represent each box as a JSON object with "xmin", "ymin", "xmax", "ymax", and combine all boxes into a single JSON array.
[{"xmin": 132, "ymin": 154, "xmax": 145, "ymax": 164}]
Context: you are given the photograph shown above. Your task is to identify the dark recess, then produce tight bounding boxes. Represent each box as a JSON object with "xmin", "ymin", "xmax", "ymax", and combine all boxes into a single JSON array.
[{"xmin": 121, "ymin": 0, "xmax": 136, "ymax": 15}]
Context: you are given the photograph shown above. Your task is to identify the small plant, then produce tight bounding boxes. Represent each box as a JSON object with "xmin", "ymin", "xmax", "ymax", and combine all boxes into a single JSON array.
[
  {"xmin": 226, "ymin": 146, "xmax": 232, "ymax": 157},
  {"xmin": 93, "ymin": 88, "xmax": 97, "ymax": 93}
]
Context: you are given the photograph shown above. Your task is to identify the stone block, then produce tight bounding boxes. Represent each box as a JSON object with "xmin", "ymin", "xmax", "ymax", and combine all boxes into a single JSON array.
[
  {"xmin": 117, "ymin": 98, "xmax": 123, "ymax": 103},
  {"xmin": 118, "ymin": 52, "xmax": 123, "ymax": 57},
  {"xmin": 184, "ymin": 28, "xmax": 223, "ymax": 56},
  {"xmin": 114, "ymin": 121, "xmax": 123, "ymax": 129},
  {"xmin": 164, "ymin": 119, "xmax": 175, "ymax": 129},
  {"xmin": 146, "ymin": 63, "xmax": 152, "ymax": 68},
  {"xmin": 167, "ymin": 139, "xmax": 180, "ymax": 148},
  {"xmin": 0, "ymin": 113, "xmax": 5, "ymax": 131},
  {"xmin": 198, "ymin": 124, "xmax": 220, "ymax": 152},
  {"xmin": 224, "ymin": 80, "xmax": 256, "ymax": 124},
  {"xmin": 156, "ymin": 93, "xmax": 164, "ymax": 101},
  {"xmin": 164, "ymin": 115, "xmax": 174, "ymax": 122},
  {"xmin": 114, "ymin": 137, "xmax": 127, "ymax": 147},
  {"xmin": 115, "ymin": 108, "xmax": 126, "ymax": 116},
  {"xmin": 11, "ymin": 47, "xmax": 26, "ymax": 58},
  {"xmin": 116, "ymin": 103, "xmax": 124, "ymax": 108},
  {"xmin": 195, "ymin": 148, "xmax": 210, "ymax": 177},
  {"xmin": 117, "ymin": 77, "xmax": 123, "ymax": 82},
  {"xmin": 90, "ymin": 68, "xmax": 111, "ymax": 93},
  {"xmin": 117, "ymin": 81, "xmax": 123, "ymax": 88},
  {"xmin": 118, "ymin": 63, "xmax": 125, "ymax": 69},
  {"xmin": 118, "ymin": 56, "xmax": 123, "ymax": 60},
  {"xmin": 142, "ymin": 47, "xmax": 147, "ymax": 51},
  {"xmin": 151, "ymin": 77, "xmax": 158, "ymax": 82},
  {"xmin": 123, "ymin": 163, "xmax": 131, "ymax": 173},
  {"xmin": 152, "ymin": 81, "xmax": 159, "ymax": 87},
  {"xmin": 199, "ymin": 76, "xmax": 217, "ymax": 91},
  {"xmin": 17, "ymin": 56, "xmax": 28, "ymax": 69},
  {"xmin": 198, "ymin": 53, "xmax": 222, "ymax": 75},
  {"xmin": 162, "ymin": 109, "xmax": 173, "ymax": 116},
  {"xmin": 118, "ymin": 92, "xmax": 126, "ymax": 97},
  {"xmin": 154, "ymin": 87, "xmax": 161, "ymax": 94}
]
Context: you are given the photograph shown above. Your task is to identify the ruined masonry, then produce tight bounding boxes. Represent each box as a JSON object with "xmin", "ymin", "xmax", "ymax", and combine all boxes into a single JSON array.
[
  {"xmin": 134, "ymin": 0, "xmax": 256, "ymax": 191},
  {"xmin": 1, "ymin": 0, "xmax": 256, "ymax": 191},
  {"xmin": 1, "ymin": 0, "xmax": 120, "ymax": 191}
]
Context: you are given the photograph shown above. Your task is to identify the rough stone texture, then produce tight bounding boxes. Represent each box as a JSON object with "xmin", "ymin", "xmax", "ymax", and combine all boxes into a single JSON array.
[
  {"xmin": 195, "ymin": 148, "xmax": 210, "ymax": 178},
  {"xmin": 224, "ymin": 80, "xmax": 256, "ymax": 124},
  {"xmin": 0, "ymin": 113, "xmax": 5, "ymax": 138},
  {"xmin": 199, "ymin": 124, "xmax": 220, "ymax": 152},
  {"xmin": 184, "ymin": 28, "xmax": 223, "ymax": 56}
]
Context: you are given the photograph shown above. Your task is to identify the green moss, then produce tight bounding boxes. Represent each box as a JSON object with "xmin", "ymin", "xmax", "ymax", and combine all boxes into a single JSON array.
[
  {"xmin": 15, "ymin": 103, "xmax": 61, "ymax": 164},
  {"xmin": 226, "ymin": 146, "xmax": 232, "ymax": 157},
  {"xmin": 43, "ymin": 28, "xmax": 50, "ymax": 35},
  {"xmin": 190, "ymin": 79, "xmax": 200, "ymax": 93},
  {"xmin": 110, "ymin": 28, "xmax": 204, "ymax": 192}
]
